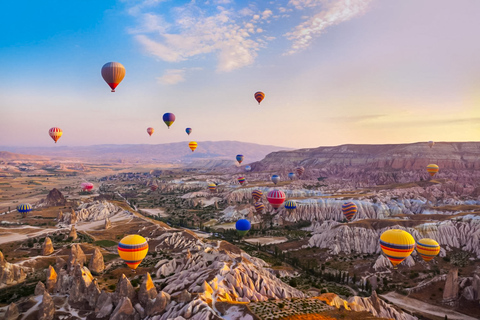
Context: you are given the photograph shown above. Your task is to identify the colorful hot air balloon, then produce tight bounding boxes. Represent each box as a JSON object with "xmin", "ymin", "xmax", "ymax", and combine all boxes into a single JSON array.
[
  {"xmin": 416, "ymin": 238, "xmax": 440, "ymax": 262},
  {"xmin": 288, "ymin": 172, "xmax": 295, "ymax": 180},
  {"xmin": 296, "ymin": 166, "xmax": 305, "ymax": 176},
  {"xmin": 238, "ymin": 177, "xmax": 246, "ymax": 185},
  {"xmin": 17, "ymin": 203, "xmax": 32, "ymax": 216},
  {"xmin": 271, "ymin": 175, "xmax": 280, "ymax": 185},
  {"xmin": 236, "ymin": 219, "xmax": 251, "ymax": 236},
  {"xmin": 267, "ymin": 190, "xmax": 286, "ymax": 210},
  {"xmin": 101, "ymin": 62, "xmax": 126, "ymax": 92},
  {"xmin": 147, "ymin": 127, "xmax": 154, "ymax": 136},
  {"xmin": 49, "ymin": 127, "xmax": 63, "ymax": 143},
  {"xmin": 284, "ymin": 200, "xmax": 297, "ymax": 213},
  {"xmin": 236, "ymin": 154, "xmax": 244, "ymax": 164},
  {"xmin": 254, "ymin": 202, "xmax": 265, "ymax": 214},
  {"xmin": 245, "ymin": 165, "xmax": 252, "ymax": 172},
  {"xmin": 252, "ymin": 189, "xmax": 263, "ymax": 201},
  {"xmin": 342, "ymin": 202, "xmax": 357, "ymax": 222},
  {"xmin": 118, "ymin": 235, "xmax": 149, "ymax": 270},
  {"xmin": 427, "ymin": 164, "xmax": 439, "ymax": 177},
  {"xmin": 81, "ymin": 182, "xmax": 94, "ymax": 192},
  {"xmin": 163, "ymin": 113, "xmax": 176, "ymax": 128},
  {"xmin": 254, "ymin": 91, "xmax": 265, "ymax": 104},
  {"xmin": 428, "ymin": 141, "xmax": 435, "ymax": 148},
  {"xmin": 150, "ymin": 185, "xmax": 158, "ymax": 191},
  {"xmin": 379, "ymin": 229, "xmax": 415, "ymax": 268},
  {"xmin": 208, "ymin": 183, "xmax": 217, "ymax": 193},
  {"xmin": 189, "ymin": 141, "xmax": 198, "ymax": 152},
  {"xmin": 186, "ymin": 128, "xmax": 192, "ymax": 135}
]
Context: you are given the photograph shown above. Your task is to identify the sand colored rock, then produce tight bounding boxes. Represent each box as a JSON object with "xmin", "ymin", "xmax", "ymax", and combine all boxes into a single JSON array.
[
  {"xmin": 145, "ymin": 291, "xmax": 170, "ymax": 316},
  {"xmin": 138, "ymin": 273, "xmax": 157, "ymax": 305},
  {"xmin": 68, "ymin": 264, "xmax": 94, "ymax": 305},
  {"xmin": 69, "ymin": 225, "xmax": 77, "ymax": 240},
  {"xmin": 105, "ymin": 217, "xmax": 112, "ymax": 229},
  {"xmin": 42, "ymin": 237, "xmax": 54, "ymax": 256},
  {"xmin": 43, "ymin": 188, "xmax": 66, "ymax": 206},
  {"xmin": 35, "ymin": 281, "xmax": 46, "ymax": 296},
  {"xmin": 0, "ymin": 251, "xmax": 27, "ymax": 286},
  {"xmin": 38, "ymin": 291, "xmax": 55, "ymax": 320},
  {"xmin": 113, "ymin": 274, "xmax": 136, "ymax": 305},
  {"xmin": 55, "ymin": 256, "xmax": 67, "ymax": 271},
  {"xmin": 110, "ymin": 297, "xmax": 139, "ymax": 320},
  {"xmin": 443, "ymin": 268, "xmax": 459, "ymax": 301},
  {"xmin": 95, "ymin": 290, "xmax": 113, "ymax": 318},
  {"xmin": 88, "ymin": 247, "xmax": 105, "ymax": 274},
  {"xmin": 45, "ymin": 265, "xmax": 57, "ymax": 293},
  {"xmin": 67, "ymin": 244, "xmax": 86, "ymax": 271},
  {"xmin": 5, "ymin": 302, "xmax": 19, "ymax": 320}
]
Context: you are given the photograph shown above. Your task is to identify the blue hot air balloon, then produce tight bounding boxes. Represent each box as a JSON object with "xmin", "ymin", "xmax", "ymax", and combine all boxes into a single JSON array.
[
  {"xmin": 186, "ymin": 128, "xmax": 192, "ymax": 135},
  {"xmin": 288, "ymin": 172, "xmax": 295, "ymax": 180},
  {"xmin": 236, "ymin": 219, "xmax": 251, "ymax": 236},
  {"xmin": 245, "ymin": 165, "xmax": 252, "ymax": 172},
  {"xmin": 271, "ymin": 174, "xmax": 280, "ymax": 185},
  {"xmin": 236, "ymin": 154, "xmax": 244, "ymax": 164},
  {"xmin": 163, "ymin": 113, "xmax": 176, "ymax": 128}
]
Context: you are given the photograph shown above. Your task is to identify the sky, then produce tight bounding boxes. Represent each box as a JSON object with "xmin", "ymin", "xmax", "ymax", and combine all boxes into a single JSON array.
[{"xmin": 1, "ymin": 0, "xmax": 480, "ymax": 149}]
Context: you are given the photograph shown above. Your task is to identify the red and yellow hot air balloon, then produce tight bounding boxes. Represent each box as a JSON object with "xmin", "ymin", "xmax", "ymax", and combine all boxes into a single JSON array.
[
  {"xmin": 252, "ymin": 189, "xmax": 263, "ymax": 202},
  {"xmin": 189, "ymin": 141, "xmax": 198, "ymax": 152},
  {"xmin": 379, "ymin": 229, "xmax": 415, "ymax": 268},
  {"xmin": 208, "ymin": 183, "xmax": 217, "ymax": 193},
  {"xmin": 101, "ymin": 62, "xmax": 126, "ymax": 92},
  {"xmin": 238, "ymin": 177, "xmax": 246, "ymax": 185},
  {"xmin": 254, "ymin": 201, "xmax": 265, "ymax": 214},
  {"xmin": 426, "ymin": 164, "xmax": 439, "ymax": 177},
  {"xmin": 254, "ymin": 91, "xmax": 265, "ymax": 104},
  {"xmin": 267, "ymin": 190, "xmax": 286, "ymax": 210},
  {"xmin": 49, "ymin": 127, "xmax": 63, "ymax": 143},
  {"xmin": 118, "ymin": 235, "xmax": 149, "ymax": 270},
  {"xmin": 416, "ymin": 238, "xmax": 440, "ymax": 262},
  {"xmin": 147, "ymin": 127, "xmax": 154, "ymax": 136}
]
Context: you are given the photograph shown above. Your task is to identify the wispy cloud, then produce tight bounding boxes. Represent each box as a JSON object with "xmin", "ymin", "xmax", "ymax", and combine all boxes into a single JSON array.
[{"xmin": 157, "ymin": 67, "xmax": 203, "ymax": 85}]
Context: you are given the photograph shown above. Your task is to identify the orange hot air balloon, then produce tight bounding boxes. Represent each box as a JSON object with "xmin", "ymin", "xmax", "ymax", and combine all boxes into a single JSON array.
[
  {"xmin": 147, "ymin": 127, "xmax": 154, "ymax": 136},
  {"xmin": 189, "ymin": 141, "xmax": 198, "ymax": 152},
  {"xmin": 254, "ymin": 91, "xmax": 265, "ymax": 104},
  {"xmin": 49, "ymin": 127, "xmax": 63, "ymax": 143},
  {"xmin": 101, "ymin": 62, "xmax": 126, "ymax": 92},
  {"xmin": 426, "ymin": 164, "xmax": 439, "ymax": 177}
]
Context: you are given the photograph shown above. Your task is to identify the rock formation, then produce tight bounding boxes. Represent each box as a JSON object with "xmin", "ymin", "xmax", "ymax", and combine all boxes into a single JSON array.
[
  {"xmin": 35, "ymin": 281, "xmax": 46, "ymax": 296},
  {"xmin": 55, "ymin": 256, "xmax": 67, "ymax": 271},
  {"xmin": 69, "ymin": 225, "xmax": 77, "ymax": 240},
  {"xmin": 45, "ymin": 265, "xmax": 57, "ymax": 293},
  {"xmin": 110, "ymin": 297, "xmax": 139, "ymax": 320},
  {"xmin": 95, "ymin": 290, "xmax": 114, "ymax": 318},
  {"xmin": 105, "ymin": 217, "xmax": 112, "ymax": 229},
  {"xmin": 138, "ymin": 273, "xmax": 157, "ymax": 305},
  {"xmin": 113, "ymin": 274, "xmax": 136, "ymax": 305},
  {"xmin": 67, "ymin": 244, "xmax": 86, "ymax": 272},
  {"xmin": 42, "ymin": 237, "xmax": 54, "ymax": 255},
  {"xmin": 0, "ymin": 251, "xmax": 27, "ymax": 286},
  {"xmin": 42, "ymin": 188, "xmax": 66, "ymax": 207},
  {"xmin": 88, "ymin": 247, "xmax": 104, "ymax": 274},
  {"xmin": 145, "ymin": 291, "xmax": 170, "ymax": 316},
  {"xmin": 443, "ymin": 268, "xmax": 459, "ymax": 302},
  {"xmin": 4, "ymin": 302, "xmax": 19, "ymax": 320},
  {"xmin": 38, "ymin": 291, "xmax": 55, "ymax": 320}
]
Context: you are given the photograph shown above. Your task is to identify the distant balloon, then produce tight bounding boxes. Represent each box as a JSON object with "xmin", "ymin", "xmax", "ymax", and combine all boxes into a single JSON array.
[
  {"xmin": 245, "ymin": 165, "xmax": 252, "ymax": 172},
  {"xmin": 254, "ymin": 91, "xmax": 265, "ymax": 104},
  {"xmin": 342, "ymin": 202, "xmax": 357, "ymax": 222},
  {"xmin": 296, "ymin": 166, "xmax": 305, "ymax": 176},
  {"xmin": 426, "ymin": 164, "xmax": 439, "ymax": 177},
  {"xmin": 267, "ymin": 190, "xmax": 286, "ymax": 210},
  {"xmin": 17, "ymin": 203, "xmax": 32, "ymax": 216},
  {"xmin": 380, "ymin": 229, "xmax": 415, "ymax": 268},
  {"xmin": 49, "ymin": 127, "xmax": 63, "ymax": 143},
  {"xmin": 150, "ymin": 185, "xmax": 158, "ymax": 191},
  {"xmin": 236, "ymin": 219, "xmax": 251, "ymax": 236},
  {"xmin": 254, "ymin": 201, "xmax": 265, "ymax": 214},
  {"xmin": 236, "ymin": 155, "xmax": 244, "ymax": 164},
  {"xmin": 188, "ymin": 141, "xmax": 198, "ymax": 152},
  {"xmin": 81, "ymin": 182, "xmax": 94, "ymax": 192},
  {"xmin": 284, "ymin": 200, "xmax": 297, "ymax": 213},
  {"xmin": 271, "ymin": 174, "xmax": 280, "ymax": 185},
  {"xmin": 118, "ymin": 235, "xmax": 149, "ymax": 270},
  {"xmin": 163, "ymin": 113, "xmax": 176, "ymax": 128},
  {"xmin": 252, "ymin": 189, "xmax": 263, "ymax": 201},
  {"xmin": 416, "ymin": 238, "xmax": 440, "ymax": 262},
  {"xmin": 428, "ymin": 141, "xmax": 435, "ymax": 148},
  {"xmin": 238, "ymin": 177, "xmax": 246, "ymax": 185},
  {"xmin": 208, "ymin": 183, "xmax": 217, "ymax": 193},
  {"xmin": 288, "ymin": 172, "xmax": 295, "ymax": 180},
  {"xmin": 101, "ymin": 62, "xmax": 126, "ymax": 92},
  {"xmin": 147, "ymin": 127, "xmax": 154, "ymax": 136},
  {"xmin": 186, "ymin": 128, "xmax": 192, "ymax": 135}
]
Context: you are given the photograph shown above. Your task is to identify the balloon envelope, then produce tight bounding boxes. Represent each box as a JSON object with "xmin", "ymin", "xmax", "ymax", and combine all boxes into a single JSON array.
[
  {"xmin": 285, "ymin": 200, "xmax": 297, "ymax": 212},
  {"xmin": 271, "ymin": 175, "xmax": 280, "ymax": 185},
  {"xmin": 380, "ymin": 229, "xmax": 415, "ymax": 267},
  {"xmin": 238, "ymin": 177, "xmax": 246, "ymax": 185},
  {"xmin": 252, "ymin": 189, "xmax": 263, "ymax": 201},
  {"xmin": 49, "ymin": 127, "xmax": 63, "ymax": 143},
  {"xmin": 416, "ymin": 238, "xmax": 440, "ymax": 262},
  {"xmin": 17, "ymin": 203, "xmax": 32, "ymax": 216},
  {"xmin": 188, "ymin": 141, "xmax": 198, "ymax": 152},
  {"xmin": 245, "ymin": 165, "xmax": 252, "ymax": 172},
  {"xmin": 428, "ymin": 141, "xmax": 435, "ymax": 148},
  {"xmin": 186, "ymin": 128, "xmax": 192, "ymax": 135},
  {"xmin": 254, "ymin": 201, "xmax": 265, "ymax": 214},
  {"xmin": 342, "ymin": 202, "xmax": 357, "ymax": 222},
  {"xmin": 208, "ymin": 183, "xmax": 217, "ymax": 193},
  {"xmin": 236, "ymin": 155, "xmax": 244, "ymax": 164},
  {"xmin": 426, "ymin": 164, "xmax": 439, "ymax": 177},
  {"xmin": 254, "ymin": 91, "xmax": 265, "ymax": 104},
  {"xmin": 101, "ymin": 62, "xmax": 125, "ymax": 92},
  {"xmin": 81, "ymin": 182, "xmax": 94, "ymax": 191},
  {"xmin": 150, "ymin": 185, "xmax": 158, "ymax": 191},
  {"xmin": 295, "ymin": 167, "xmax": 305, "ymax": 176},
  {"xmin": 267, "ymin": 190, "xmax": 286, "ymax": 210},
  {"xmin": 118, "ymin": 235, "xmax": 149, "ymax": 270},
  {"xmin": 147, "ymin": 127, "xmax": 154, "ymax": 136},
  {"xmin": 163, "ymin": 113, "xmax": 176, "ymax": 128},
  {"xmin": 236, "ymin": 219, "xmax": 251, "ymax": 236},
  {"xmin": 288, "ymin": 172, "xmax": 295, "ymax": 180}
]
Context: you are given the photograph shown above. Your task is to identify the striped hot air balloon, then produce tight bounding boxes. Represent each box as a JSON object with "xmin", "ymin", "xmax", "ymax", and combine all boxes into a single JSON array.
[
  {"xmin": 81, "ymin": 182, "xmax": 94, "ymax": 192},
  {"xmin": 49, "ymin": 127, "xmax": 63, "ymax": 143},
  {"xmin": 118, "ymin": 235, "xmax": 149, "ymax": 270},
  {"xmin": 101, "ymin": 62, "xmax": 126, "ymax": 92},
  {"xmin": 254, "ymin": 201, "xmax": 265, "ymax": 214},
  {"xmin": 254, "ymin": 91, "xmax": 265, "ymax": 104},
  {"xmin": 267, "ymin": 190, "xmax": 286, "ymax": 210},
  {"xmin": 342, "ymin": 202, "xmax": 357, "ymax": 222},
  {"xmin": 150, "ymin": 185, "xmax": 158, "ymax": 191},
  {"xmin": 271, "ymin": 175, "xmax": 280, "ymax": 185},
  {"xmin": 208, "ymin": 183, "xmax": 217, "ymax": 193},
  {"xmin": 147, "ymin": 127, "xmax": 154, "ymax": 136},
  {"xmin": 252, "ymin": 189, "xmax": 263, "ymax": 201},
  {"xmin": 416, "ymin": 238, "xmax": 440, "ymax": 262},
  {"xmin": 188, "ymin": 141, "xmax": 198, "ymax": 152},
  {"xmin": 186, "ymin": 128, "xmax": 192, "ymax": 135},
  {"xmin": 17, "ymin": 203, "xmax": 32, "ymax": 216},
  {"xmin": 236, "ymin": 154, "xmax": 244, "ymax": 164},
  {"xmin": 426, "ymin": 164, "xmax": 439, "ymax": 177},
  {"xmin": 238, "ymin": 177, "xmax": 246, "ymax": 185},
  {"xmin": 288, "ymin": 172, "xmax": 295, "ymax": 180},
  {"xmin": 163, "ymin": 113, "xmax": 176, "ymax": 128},
  {"xmin": 284, "ymin": 200, "xmax": 297, "ymax": 213},
  {"xmin": 296, "ymin": 166, "xmax": 305, "ymax": 176},
  {"xmin": 380, "ymin": 229, "xmax": 415, "ymax": 268},
  {"xmin": 245, "ymin": 165, "xmax": 252, "ymax": 172},
  {"xmin": 236, "ymin": 219, "xmax": 251, "ymax": 236}
]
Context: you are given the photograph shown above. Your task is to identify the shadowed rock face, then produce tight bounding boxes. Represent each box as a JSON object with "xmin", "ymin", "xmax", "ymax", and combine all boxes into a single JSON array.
[
  {"xmin": 43, "ymin": 188, "xmax": 66, "ymax": 207},
  {"xmin": 38, "ymin": 291, "xmax": 55, "ymax": 320},
  {"xmin": 88, "ymin": 247, "xmax": 105, "ymax": 274},
  {"xmin": 443, "ymin": 268, "xmax": 459, "ymax": 301}
]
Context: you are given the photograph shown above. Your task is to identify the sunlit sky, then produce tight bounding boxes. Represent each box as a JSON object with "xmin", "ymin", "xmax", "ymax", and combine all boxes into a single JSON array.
[{"xmin": 1, "ymin": 0, "xmax": 480, "ymax": 148}]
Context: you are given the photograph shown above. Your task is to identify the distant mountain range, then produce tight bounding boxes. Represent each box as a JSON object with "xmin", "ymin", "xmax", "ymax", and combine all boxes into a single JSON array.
[
  {"xmin": 1, "ymin": 141, "xmax": 291, "ymax": 164},
  {"xmin": 0, "ymin": 151, "xmax": 47, "ymax": 161}
]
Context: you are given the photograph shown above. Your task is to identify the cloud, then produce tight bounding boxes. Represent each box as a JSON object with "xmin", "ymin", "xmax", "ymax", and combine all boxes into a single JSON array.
[
  {"xmin": 330, "ymin": 114, "xmax": 386, "ymax": 123},
  {"xmin": 285, "ymin": 0, "xmax": 373, "ymax": 54},
  {"xmin": 157, "ymin": 69, "xmax": 186, "ymax": 85}
]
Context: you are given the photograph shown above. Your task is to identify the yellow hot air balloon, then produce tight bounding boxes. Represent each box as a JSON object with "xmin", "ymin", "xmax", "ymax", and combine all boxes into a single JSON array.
[
  {"xmin": 189, "ymin": 141, "xmax": 197, "ymax": 152},
  {"xmin": 118, "ymin": 235, "xmax": 149, "ymax": 270},
  {"xmin": 379, "ymin": 229, "xmax": 415, "ymax": 268},
  {"xmin": 416, "ymin": 238, "xmax": 440, "ymax": 262},
  {"xmin": 426, "ymin": 164, "xmax": 439, "ymax": 177},
  {"xmin": 49, "ymin": 127, "xmax": 63, "ymax": 143}
]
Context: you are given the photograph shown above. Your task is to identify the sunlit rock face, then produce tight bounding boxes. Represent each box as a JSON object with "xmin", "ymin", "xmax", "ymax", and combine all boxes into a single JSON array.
[
  {"xmin": 0, "ymin": 251, "xmax": 28, "ymax": 287},
  {"xmin": 58, "ymin": 200, "xmax": 122, "ymax": 225}
]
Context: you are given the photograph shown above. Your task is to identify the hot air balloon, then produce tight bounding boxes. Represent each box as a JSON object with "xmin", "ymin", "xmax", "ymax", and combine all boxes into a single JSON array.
[
  {"xmin": 208, "ymin": 183, "xmax": 217, "ymax": 193},
  {"xmin": 426, "ymin": 164, "xmax": 439, "ymax": 177},
  {"xmin": 49, "ymin": 127, "xmax": 63, "ymax": 143},
  {"xmin": 252, "ymin": 189, "xmax": 263, "ymax": 201},
  {"xmin": 17, "ymin": 203, "xmax": 32, "ymax": 216},
  {"xmin": 147, "ymin": 127, "xmax": 154, "ymax": 136},
  {"xmin": 288, "ymin": 172, "xmax": 295, "ymax": 180},
  {"xmin": 238, "ymin": 177, "xmax": 246, "ymax": 185},
  {"xmin": 284, "ymin": 200, "xmax": 297, "ymax": 213},
  {"xmin": 254, "ymin": 91, "xmax": 265, "ymax": 104},
  {"xmin": 236, "ymin": 155, "xmax": 244, "ymax": 164},
  {"xmin": 428, "ymin": 141, "xmax": 435, "ymax": 148},
  {"xmin": 296, "ymin": 166, "xmax": 305, "ymax": 176},
  {"xmin": 189, "ymin": 141, "xmax": 198, "ymax": 152},
  {"xmin": 81, "ymin": 182, "xmax": 94, "ymax": 192},
  {"xmin": 186, "ymin": 128, "xmax": 192, "ymax": 135},
  {"xmin": 271, "ymin": 175, "xmax": 280, "ymax": 185},
  {"xmin": 245, "ymin": 165, "xmax": 252, "ymax": 172},
  {"xmin": 416, "ymin": 238, "xmax": 440, "ymax": 262},
  {"xmin": 150, "ymin": 185, "xmax": 158, "ymax": 191},
  {"xmin": 118, "ymin": 235, "xmax": 149, "ymax": 270},
  {"xmin": 254, "ymin": 202, "xmax": 265, "ymax": 214},
  {"xmin": 163, "ymin": 113, "xmax": 176, "ymax": 128},
  {"xmin": 101, "ymin": 62, "xmax": 126, "ymax": 92},
  {"xmin": 236, "ymin": 219, "xmax": 251, "ymax": 236},
  {"xmin": 267, "ymin": 190, "xmax": 286, "ymax": 210},
  {"xmin": 342, "ymin": 202, "xmax": 357, "ymax": 222},
  {"xmin": 379, "ymin": 229, "xmax": 415, "ymax": 268}
]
